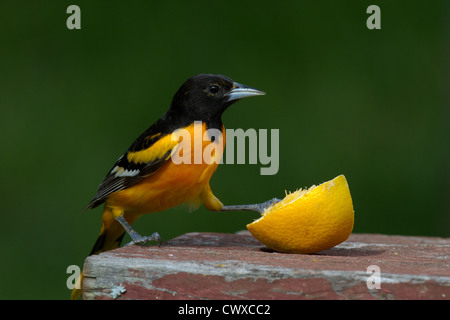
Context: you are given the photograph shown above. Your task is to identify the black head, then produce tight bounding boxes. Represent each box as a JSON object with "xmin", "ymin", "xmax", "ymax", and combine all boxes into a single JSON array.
[{"xmin": 169, "ymin": 74, "xmax": 265, "ymax": 128}]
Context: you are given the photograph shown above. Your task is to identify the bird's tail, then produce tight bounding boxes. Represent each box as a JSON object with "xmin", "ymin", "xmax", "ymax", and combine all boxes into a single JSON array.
[{"xmin": 70, "ymin": 206, "xmax": 135, "ymax": 300}]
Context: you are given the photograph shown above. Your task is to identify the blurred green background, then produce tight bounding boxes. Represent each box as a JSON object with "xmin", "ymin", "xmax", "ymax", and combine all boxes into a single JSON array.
[{"xmin": 0, "ymin": 0, "xmax": 448, "ymax": 299}]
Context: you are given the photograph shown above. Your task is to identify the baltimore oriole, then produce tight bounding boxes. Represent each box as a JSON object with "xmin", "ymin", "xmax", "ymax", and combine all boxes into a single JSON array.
[{"xmin": 71, "ymin": 74, "xmax": 266, "ymax": 299}]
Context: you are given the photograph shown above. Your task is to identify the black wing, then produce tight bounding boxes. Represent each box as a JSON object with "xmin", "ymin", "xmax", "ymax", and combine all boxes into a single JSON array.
[{"xmin": 83, "ymin": 116, "xmax": 179, "ymax": 210}]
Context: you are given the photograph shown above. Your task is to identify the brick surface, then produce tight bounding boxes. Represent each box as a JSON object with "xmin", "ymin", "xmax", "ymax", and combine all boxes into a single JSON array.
[{"xmin": 82, "ymin": 232, "xmax": 450, "ymax": 300}]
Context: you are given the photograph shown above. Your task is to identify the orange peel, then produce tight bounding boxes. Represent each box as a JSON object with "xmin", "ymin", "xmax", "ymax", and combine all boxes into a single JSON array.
[{"xmin": 246, "ymin": 175, "xmax": 354, "ymax": 253}]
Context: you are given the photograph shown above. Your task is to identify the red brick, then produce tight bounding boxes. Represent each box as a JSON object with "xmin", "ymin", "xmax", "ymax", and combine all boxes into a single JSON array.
[{"xmin": 82, "ymin": 232, "xmax": 450, "ymax": 300}]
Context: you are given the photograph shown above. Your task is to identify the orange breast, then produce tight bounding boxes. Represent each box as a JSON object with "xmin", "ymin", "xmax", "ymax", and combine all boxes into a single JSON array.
[{"xmin": 106, "ymin": 122, "xmax": 225, "ymax": 214}]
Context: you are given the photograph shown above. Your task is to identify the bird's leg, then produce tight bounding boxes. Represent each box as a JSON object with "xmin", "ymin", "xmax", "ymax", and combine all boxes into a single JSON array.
[
  {"xmin": 220, "ymin": 198, "xmax": 281, "ymax": 214},
  {"xmin": 115, "ymin": 215, "xmax": 161, "ymax": 246}
]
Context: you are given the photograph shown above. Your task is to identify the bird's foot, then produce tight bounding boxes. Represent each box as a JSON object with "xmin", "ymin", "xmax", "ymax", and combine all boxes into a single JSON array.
[
  {"xmin": 124, "ymin": 231, "xmax": 161, "ymax": 247},
  {"xmin": 221, "ymin": 197, "xmax": 281, "ymax": 214},
  {"xmin": 257, "ymin": 197, "xmax": 281, "ymax": 212}
]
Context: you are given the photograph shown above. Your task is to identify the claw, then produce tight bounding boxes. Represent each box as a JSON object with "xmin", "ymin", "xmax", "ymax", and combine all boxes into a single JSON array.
[
  {"xmin": 124, "ymin": 232, "xmax": 161, "ymax": 247},
  {"xmin": 114, "ymin": 215, "xmax": 161, "ymax": 247},
  {"xmin": 256, "ymin": 197, "xmax": 281, "ymax": 212},
  {"xmin": 221, "ymin": 197, "xmax": 281, "ymax": 214}
]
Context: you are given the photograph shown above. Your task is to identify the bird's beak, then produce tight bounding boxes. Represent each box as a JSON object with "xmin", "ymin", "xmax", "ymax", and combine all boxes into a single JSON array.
[{"xmin": 226, "ymin": 82, "xmax": 266, "ymax": 102}]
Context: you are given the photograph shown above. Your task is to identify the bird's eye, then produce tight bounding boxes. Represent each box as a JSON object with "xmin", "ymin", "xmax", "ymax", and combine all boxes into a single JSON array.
[{"xmin": 208, "ymin": 85, "xmax": 220, "ymax": 95}]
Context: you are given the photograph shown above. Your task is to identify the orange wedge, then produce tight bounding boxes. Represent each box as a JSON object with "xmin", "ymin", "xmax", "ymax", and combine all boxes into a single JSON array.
[{"xmin": 246, "ymin": 175, "xmax": 354, "ymax": 253}]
